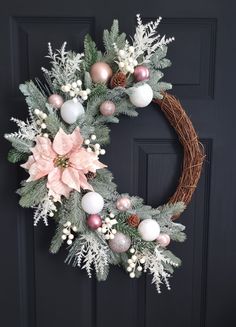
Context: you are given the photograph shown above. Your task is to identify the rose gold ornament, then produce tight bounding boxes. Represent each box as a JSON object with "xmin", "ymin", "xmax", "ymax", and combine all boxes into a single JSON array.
[
  {"xmin": 116, "ymin": 197, "xmax": 131, "ymax": 211},
  {"xmin": 108, "ymin": 232, "xmax": 131, "ymax": 253},
  {"xmin": 156, "ymin": 233, "xmax": 171, "ymax": 247},
  {"xmin": 90, "ymin": 62, "xmax": 113, "ymax": 84},
  {"xmin": 48, "ymin": 94, "xmax": 64, "ymax": 109},
  {"xmin": 133, "ymin": 66, "xmax": 150, "ymax": 82},
  {"xmin": 99, "ymin": 101, "xmax": 116, "ymax": 116},
  {"xmin": 87, "ymin": 214, "xmax": 102, "ymax": 230}
]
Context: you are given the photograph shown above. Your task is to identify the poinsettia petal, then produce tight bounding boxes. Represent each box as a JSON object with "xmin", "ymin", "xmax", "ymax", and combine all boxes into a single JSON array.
[
  {"xmin": 21, "ymin": 155, "xmax": 35, "ymax": 170},
  {"xmin": 27, "ymin": 162, "xmax": 49, "ymax": 181},
  {"xmin": 78, "ymin": 171, "xmax": 94, "ymax": 191},
  {"xmin": 47, "ymin": 167, "xmax": 72, "ymax": 198},
  {"xmin": 61, "ymin": 167, "xmax": 81, "ymax": 192},
  {"xmin": 52, "ymin": 128, "xmax": 73, "ymax": 155},
  {"xmin": 71, "ymin": 127, "xmax": 83, "ymax": 150},
  {"xmin": 33, "ymin": 136, "xmax": 56, "ymax": 160}
]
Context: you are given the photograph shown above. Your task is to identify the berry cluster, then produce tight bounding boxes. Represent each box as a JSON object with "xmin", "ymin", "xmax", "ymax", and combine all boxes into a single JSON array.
[
  {"xmin": 61, "ymin": 80, "xmax": 91, "ymax": 102},
  {"xmin": 84, "ymin": 134, "xmax": 106, "ymax": 156},
  {"xmin": 34, "ymin": 109, "xmax": 48, "ymax": 137},
  {"xmin": 97, "ymin": 213, "xmax": 117, "ymax": 240},
  {"xmin": 61, "ymin": 221, "xmax": 78, "ymax": 245},
  {"xmin": 127, "ymin": 248, "xmax": 146, "ymax": 278}
]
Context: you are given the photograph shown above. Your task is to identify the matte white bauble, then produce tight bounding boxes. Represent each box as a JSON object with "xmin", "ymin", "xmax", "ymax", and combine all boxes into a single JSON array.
[
  {"xmin": 138, "ymin": 219, "xmax": 160, "ymax": 241},
  {"xmin": 81, "ymin": 192, "xmax": 104, "ymax": 214},
  {"xmin": 60, "ymin": 100, "xmax": 85, "ymax": 124},
  {"xmin": 129, "ymin": 83, "xmax": 153, "ymax": 108}
]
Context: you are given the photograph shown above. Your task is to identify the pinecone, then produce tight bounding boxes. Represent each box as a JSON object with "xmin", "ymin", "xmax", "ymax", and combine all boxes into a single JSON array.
[
  {"xmin": 127, "ymin": 214, "xmax": 140, "ymax": 228},
  {"xmin": 110, "ymin": 72, "xmax": 127, "ymax": 88},
  {"xmin": 85, "ymin": 172, "xmax": 96, "ymax": 180}
]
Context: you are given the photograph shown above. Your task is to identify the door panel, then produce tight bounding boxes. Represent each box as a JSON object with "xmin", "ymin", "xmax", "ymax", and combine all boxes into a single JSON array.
[{"xmin": 1, "ymin": 1, "xmax": 235, "ymax": 326}]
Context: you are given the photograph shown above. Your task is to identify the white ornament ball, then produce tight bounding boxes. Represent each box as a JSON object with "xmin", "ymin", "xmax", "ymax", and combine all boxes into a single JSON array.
[
  {"xmin": 81, "ymin": 192, "xmax": 104, "ymax": 214},
  {"xmin": 60, "ymin": 100, "xmax": 85, "ymax": 124},
  {"xmin": 138, "ymin": 219, "xmax": 160, "ymax": 241},
  {"xmin": 128, "ymin": 83, "xmax": 153, "ymax": 108}
]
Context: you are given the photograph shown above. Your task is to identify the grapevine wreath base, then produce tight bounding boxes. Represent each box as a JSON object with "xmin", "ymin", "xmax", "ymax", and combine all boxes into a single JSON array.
[{"xmin": 5, "ymin": 15, "xmax": 204, "ymax": 293}]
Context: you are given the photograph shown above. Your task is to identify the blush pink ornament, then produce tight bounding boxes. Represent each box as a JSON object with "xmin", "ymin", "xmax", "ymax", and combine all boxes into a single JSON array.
[
  {"xmin": 99, "ymin": 101, "xmax": 116, "ymax": 116},
  {"xmin": 48, "ymin": 94, "xmax": 64, "ymax": 109},
  {"xmin": 21, "ymin": 127, "xmax": 106, "ymax": 202},
  {"xmin": 87, "ymin": 214, "xmax": 102, "ymax": 230},
  {"xmin": 133, "ymin": 65, "xmax": 150, "ymax": 82},
  {"xmin": 156, "ymin": 233, "xmax": 171, "ymax": 247},
  {"xmin": 108, "ymin": 232, "xmax": 131, "ymax": 253},
  {"xmin": 90, "ymin": 62, "xmax": 113, "ymax": 84},
  {"xmin": 116, "ymin": 197, "xmax": 131, "ymax": 211}
]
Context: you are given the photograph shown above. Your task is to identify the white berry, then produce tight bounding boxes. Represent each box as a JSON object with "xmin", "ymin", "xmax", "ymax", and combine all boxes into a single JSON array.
[
  {"xmin": 61, "ymin": 235, "xmax": 67, "ymax": 240},
  {"xmin": 41, "ymin": 123, "xmax": 47, "ymax": 129},
  {"xmin": 34, "ymin": 109, "xmax": 40, "ymax": 115},
  {"xmin": 100, "ymin": 149, "xmax": 106, "ymax": 155},
  {"xmin": 72, "ymin": 226, "xmax": 78, "ymax": 232},
  {"xmin": 67, "ymin": 239, "xmax": 73, "ymax": 245},
  {"xmin": 91, "ymin": 134, "xmax": 96, "ymax": 140},
  {"xmin": 129, "ymin": 272, "xmax": 135, "ymax": 278}
]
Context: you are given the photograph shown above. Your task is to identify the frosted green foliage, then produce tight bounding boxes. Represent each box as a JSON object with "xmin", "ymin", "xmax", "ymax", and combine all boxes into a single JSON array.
[
  {"xmin": 83, "ymin": 35, "xmax": 102, "ymax": 71},
  {"xmin": 162, "ymin": 250, "xmax": 181, "ymax": 274},
  {"xmin": 83, "ymin": 71, "xmax": 93, "ymax": 89},
  {"xmin": 45, "ymin": 112, "xmax": 67, "ymax": 136},
  {"xmin": 103, "ymin": 19, "xmax": 126, "ymax": 62},
  {"xmin": 7, "ymin": 148, "xmax": 27, "ymax": 163},
  {"xmin": 19, "ymin": 81, "xmax": 48, "ymax": 112},
  {"xmin": 17, "ymin": 179, "xmax": 48, "ymax": 208},
  {"xmin": 50, "ymin": 191, "xmax": 86, "ymax": 253},
  {"xmin": 154, "ymin": 202, "xmax": 186, "ymax": 242},
  {"xmin": 50, "ymin": 224, "xmax": 65, "ymax": 254},
  {"xmin": 58, "ymin": 191, "xmax": 86, "ymax": 229},
  {"xmin": 42, "ymin": 42, "xmax": 84, "ymax": 90},
  {"xmin": 5, "ymin": 136, "xmax": 33, "ymax": 153},
  {"xmin": 66, "ymin": 232, "xmax": 110, "ymax": 281},
  {"xmin": 149, "ymin": 46, "xmax": 169, "ymax": 69},
  {"xmin": 90, "ymin": 169, "xmax": 118, "ymax": 201}
]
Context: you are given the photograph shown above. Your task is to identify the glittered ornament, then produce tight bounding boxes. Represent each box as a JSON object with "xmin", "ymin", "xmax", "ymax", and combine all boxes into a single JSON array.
[
  {"xmin": 127, "ymin": 214, "xmax": 140, "ymax": 227},
  {"xmin": 156, "ymin": 233, "xmax": 171, "ymax": 247},
  {"xmin": 100, "ymin": 101, "xmax": 116, "ymax": 116},
  {"xmin": 108, "ymin": 232, "xmax": 131, "ymax": 253},
  {"xmin": 129, "ymin": 83, "xmax": 153, "ymax": 108},
  {"xmin": 133, "ymin": 65, "xmax": 150, "ymax": 82},
  {"xmin": 110, "ymin": 71, "xmax": 127, "ymax": 88},
  {"xmin": 116, "ymin": 197, "xmax": 131, "ymax": 211},
  {"xmin": 48, "ymin": 94, "xmax": 64, "ymax": 109},
  {"xmin": 138, "ymin": 219, "xmax": 160, "ymax": 241},
  {"xmin": 90, "ymin": 62, "xmax": 113, "ymax": 84},
  {"xmin": 60, "ymin": 100, "xmax": 85, "ymax": 124},
  {"xmin": 87, "ymin": 214, "xmax": 102, "ymax": 230},
  {"xmin": 81, "ymin": 192, "xmax": 104, "ymax": 214}
]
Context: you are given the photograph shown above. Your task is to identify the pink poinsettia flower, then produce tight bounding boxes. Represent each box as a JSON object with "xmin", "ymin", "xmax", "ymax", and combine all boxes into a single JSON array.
[{"xmin": 21, "ymin": 127, "xmax": 106, "ymax": 201}]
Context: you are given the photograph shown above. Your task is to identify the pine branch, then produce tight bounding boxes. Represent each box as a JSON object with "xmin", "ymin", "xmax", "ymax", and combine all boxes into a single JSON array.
[{"xmin": 17, "ymin": 179, "xmax": 48, "ymax": 208}]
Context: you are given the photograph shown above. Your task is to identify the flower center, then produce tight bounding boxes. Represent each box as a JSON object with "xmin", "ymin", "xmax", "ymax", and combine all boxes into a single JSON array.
[{"xmin": 54, "ymin": 155, "xmax": 70, "ymax": 168}]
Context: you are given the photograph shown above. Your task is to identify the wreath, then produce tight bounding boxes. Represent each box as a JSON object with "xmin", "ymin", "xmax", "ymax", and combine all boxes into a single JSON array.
[{"xmin": 5, "ymin": 15, "xmax": 204, "ymax": 293}]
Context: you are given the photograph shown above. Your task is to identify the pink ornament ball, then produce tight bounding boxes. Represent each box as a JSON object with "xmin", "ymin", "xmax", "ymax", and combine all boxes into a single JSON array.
[
  {"xmin": 48, "ymin": 94, "xmax": 64, "ymax": 109},
  {"xmin": 108, "ymin": 232, "xmax": 131, "ymax": 253},
  {"xmin": 156, "ymin": 233, "xmax": 171, "ymax": 247},
  {"xmin": 133, "ymin": 66, "xmax": 150, "ymax": 82},
  {"xmin": 116, "ymin": 197, "xmax": 131, "ymax": 211},
  {"xmin": 87, "ymin": 214, "xmax": 102, "ymax": 230},
  {"xmin": 100, "ymin": 101, "xmax": 116, "ymax": 116},
  {"xmin": 90, "ymin": 62, "xmax": 113, "ymax": 84}
]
